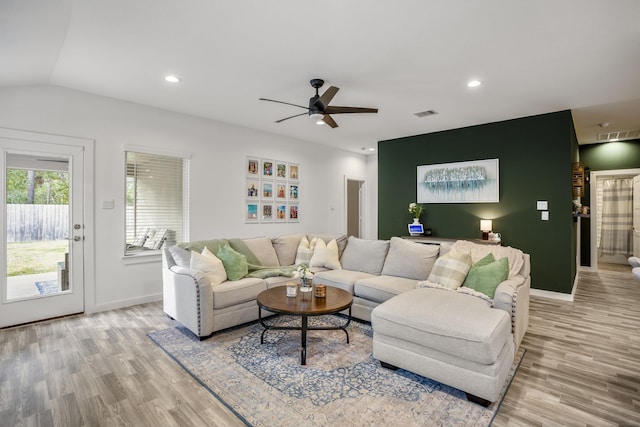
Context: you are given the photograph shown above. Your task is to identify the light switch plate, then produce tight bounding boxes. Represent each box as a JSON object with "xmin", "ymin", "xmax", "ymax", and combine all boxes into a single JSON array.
[
  {"xmin": 541, "ymin": 211, "xmax": 549, "ymax": 220},
  {"xmin": 537, "ymin": 201, "xmax": 548, "ymax": 210},
  {"xmin": 102, "ymin": 200, "xmax": 115, "ymax": 209}
]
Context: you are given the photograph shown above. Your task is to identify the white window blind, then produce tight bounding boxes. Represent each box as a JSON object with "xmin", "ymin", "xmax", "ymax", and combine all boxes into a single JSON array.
[{"xmin": 125, "ymin": 150, "xmax": 189, "ymax": 255}]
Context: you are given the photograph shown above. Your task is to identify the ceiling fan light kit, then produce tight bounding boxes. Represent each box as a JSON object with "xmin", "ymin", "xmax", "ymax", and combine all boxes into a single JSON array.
[{"xmin": 259, "ymin": 78, "xmax": 378, "ymax": 129}]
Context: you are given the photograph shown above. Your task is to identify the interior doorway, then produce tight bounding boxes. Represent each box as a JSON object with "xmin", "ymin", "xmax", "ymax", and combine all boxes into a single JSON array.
[
  {"xmin": 590, "ymin": 168, "xmax": 640, "ymax": 272},
  {"xmin": 345, "ymin": 177, "xmax": 365, "ymax": 238}
]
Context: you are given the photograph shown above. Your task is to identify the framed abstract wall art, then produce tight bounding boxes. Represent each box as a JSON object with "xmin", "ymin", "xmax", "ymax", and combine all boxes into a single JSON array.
[{"xmin": 417, "ymin": 158, "xmax": 499, "ymax": 203}]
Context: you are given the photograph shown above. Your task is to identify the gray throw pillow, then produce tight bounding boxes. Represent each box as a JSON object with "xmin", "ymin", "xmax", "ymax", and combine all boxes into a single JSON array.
[
  {"xmin": 340, "ymin": 236, "xmax": 390, "ymax": 275},
  {"xmin": 381, "ymin": 237, "xmax": 440, "ymax": 280},
  {"xmin": 168, "ymin": 245, "xmax": 191, "ymax": 267}
]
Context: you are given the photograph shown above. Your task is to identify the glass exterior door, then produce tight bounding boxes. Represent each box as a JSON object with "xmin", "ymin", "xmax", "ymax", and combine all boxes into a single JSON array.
[{"xmin": 1, "ymin": 138, "xmax": 84, "ymax": 327}]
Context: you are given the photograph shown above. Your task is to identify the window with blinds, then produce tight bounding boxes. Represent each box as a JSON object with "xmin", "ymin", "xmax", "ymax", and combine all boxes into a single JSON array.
[{"xmin": 125, "ymin": 150, "xmax": 189, "ymax": 255}]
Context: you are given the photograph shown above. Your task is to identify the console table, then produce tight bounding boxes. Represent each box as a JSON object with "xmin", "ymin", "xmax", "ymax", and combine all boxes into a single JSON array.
[{"xmin": 402, "ymin": 236, "xmax": 501, "ymax": 246}]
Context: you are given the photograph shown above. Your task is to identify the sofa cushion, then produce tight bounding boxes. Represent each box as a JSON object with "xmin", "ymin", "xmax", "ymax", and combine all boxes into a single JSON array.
[
  {"xmin": 340, "ymin": 237, "xmax": 390, "ymax": 275},
  {"xmin": 308, "ymin": 233, "xmax": 348, "ymax": 258},
  {"xmin": 426, "ymin": 249, "xmax": 472, "ymax": 289},
  {"xmin": 371, "ymin": 288, "xmax": 511, "ymax": 365},
  {"xmin": 190, "ymin": 247, "xmax": 227, "ymax": 285},
  {"xmin": 211, "ymin": 277, "xmax": 266, "ymax": 309},
  {"xmin": 179, "ymin": 238, "xmax": 228, "ymax": 254},
  {"xmin": 232, "ymin": 237, "xmax": 280, "ymax": 267},
  {"xmin": 272, "ymin": 233, "xmax": 305, "ymax": 266},
  {"xmin": 216, "ymin": 244, "xmax": 249, "ymax": 281},
  {"xmin": 463, "ymin": 256, "xmax": 509, "ymax": 299},
  {"xmin": 313, "ymin": 269, "xmax": 374, "ymax": 294},
  {"xmin": 381, "ymin": 237, "xmax": 440, "ymax": 280},
  {"xmin": 294, "ymin": 236, "xmax": 318, "ymax": 265},
  {"xmin": 354, "ymin": 275, "xmax": 419, "ymax": 304},
  {"xmin": 310, "ymin": 238, "xmax": 342, "ymax": 270}
]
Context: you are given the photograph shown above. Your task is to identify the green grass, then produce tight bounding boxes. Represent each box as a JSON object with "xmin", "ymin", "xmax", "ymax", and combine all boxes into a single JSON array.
[{"xmin": 6, "ymin": 240, "xmax": 68, "ymax": 276}]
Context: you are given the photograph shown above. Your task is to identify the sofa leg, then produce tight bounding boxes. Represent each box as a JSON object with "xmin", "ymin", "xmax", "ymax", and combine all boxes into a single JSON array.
[
  {"xmin": 379, "ymin": 361, "xmax": 399, "ymax": 371},
  {"xmin": 465, "ymin": 392, "xmax": 491, "ymax": 407}
]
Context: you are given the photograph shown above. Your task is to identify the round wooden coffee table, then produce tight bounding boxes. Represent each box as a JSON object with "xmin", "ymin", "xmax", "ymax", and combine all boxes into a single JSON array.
[{"xmin": 256, "ymin": 285, "xmax": 353, "ymax": 365}]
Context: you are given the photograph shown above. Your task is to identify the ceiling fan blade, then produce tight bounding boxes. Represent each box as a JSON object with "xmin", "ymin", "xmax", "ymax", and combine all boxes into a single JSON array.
[
  {"xmin": 259, "ymin": 98, "xmax": 309, "ymax": 110},
  {"xmin": 315, "ymin": 86, "xmax": 339, "ymax": 110},
  {"xmin": 275, "ymin": 112, "xmax": 308, "ymax": 123},
  {"xmin": 324, "ymin": 106, "xmax": 378, "ymax": 114},
  {"xmin": 322, "ymin": 114, "xmax": 339, "ymax": 128}
]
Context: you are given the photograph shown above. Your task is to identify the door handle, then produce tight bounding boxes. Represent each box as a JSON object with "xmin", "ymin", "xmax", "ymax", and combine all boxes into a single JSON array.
[{"xmin": 66, "ymin": 236, "xmax": 83, "ymax": 241}]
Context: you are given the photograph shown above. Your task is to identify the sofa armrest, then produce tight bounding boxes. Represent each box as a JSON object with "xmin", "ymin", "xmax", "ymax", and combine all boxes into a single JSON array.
[
  {"xmin": 492, "ymin": 274, "xmax": 530, "ymax": 351},
  {"xmin": 162, "ymin": 265, "xmax": 214, "ymax": 338}
]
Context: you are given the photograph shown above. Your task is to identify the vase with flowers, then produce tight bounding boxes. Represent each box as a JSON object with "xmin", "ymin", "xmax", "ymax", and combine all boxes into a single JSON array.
[
  {"xmin": 294, "ymin": 263, "xmax": 314, "ymax": 297},
  {"xmin": 408, "ymin": 202, "xmax": 424, "ymax": 224}
]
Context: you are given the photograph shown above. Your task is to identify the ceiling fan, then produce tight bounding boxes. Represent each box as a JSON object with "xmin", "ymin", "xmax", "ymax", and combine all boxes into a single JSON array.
[{"xmin": 259, "ymin": 79, "xmax": 378, "ymax": 128}]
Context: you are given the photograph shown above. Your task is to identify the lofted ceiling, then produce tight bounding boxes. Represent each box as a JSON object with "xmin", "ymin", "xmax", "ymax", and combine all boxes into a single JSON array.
[{"xmin": 1, "ymin": 0, "xmax": 639, "ymax": 154}]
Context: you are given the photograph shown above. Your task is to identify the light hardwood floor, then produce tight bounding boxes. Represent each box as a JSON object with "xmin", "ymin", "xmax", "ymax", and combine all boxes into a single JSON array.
[{"xmin": 1, "ymin": 269, "xmax": 639, "ymax": 427}]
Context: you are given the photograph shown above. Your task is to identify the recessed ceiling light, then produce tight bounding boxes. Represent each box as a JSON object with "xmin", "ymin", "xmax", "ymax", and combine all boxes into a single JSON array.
[
  {"xmin": 368, "ymin": 148, "xmax": 376, "ymax": 151},
  {"xmin": 165, "ymin": 75, "xmax": 181, "ymax": 83},
  {"xmin": 467, "ymin": 80, "xmax": 482, "ymax": 88}
]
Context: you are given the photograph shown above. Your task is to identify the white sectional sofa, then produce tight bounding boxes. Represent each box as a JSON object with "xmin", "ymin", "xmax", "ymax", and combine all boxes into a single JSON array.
[{"xmin": 162, "ymin": 233, "xmax": 530, "ymax": 405}]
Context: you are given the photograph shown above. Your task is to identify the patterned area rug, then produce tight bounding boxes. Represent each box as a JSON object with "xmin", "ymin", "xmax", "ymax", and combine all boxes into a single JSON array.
[
  {"xmin": 34, "ymin": 280, "xmax": 60, "ymax": 295},
  {"xmin": 148, "ymin": 316, "xmax": 524, "ymax": 427}
]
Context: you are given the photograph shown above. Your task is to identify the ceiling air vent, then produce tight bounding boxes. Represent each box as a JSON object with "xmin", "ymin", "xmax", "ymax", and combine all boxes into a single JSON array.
[
  {"xmin": 414, "ymin": 110, "xmax": 438, "ymax": 118},
  {"xmin": 596, "ymin": 129, "xmax": 640, "ymax": 142}
]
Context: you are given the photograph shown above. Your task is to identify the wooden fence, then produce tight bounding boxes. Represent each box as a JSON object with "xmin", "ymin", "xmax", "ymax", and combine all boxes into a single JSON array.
[{"xmin": 6, "ymin": 204, "xmax": 69, "ymax": 242}]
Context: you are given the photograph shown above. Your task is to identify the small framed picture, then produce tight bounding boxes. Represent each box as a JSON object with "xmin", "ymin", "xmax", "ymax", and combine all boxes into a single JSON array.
[
  {"xmin": 262, "ymin": 159, "xmax": 274, "ymax": 178},
  {"xmin": 275, "ymin": 204, "xmax": 287, "ymax": 222},
  {"xmin": 288, "ymin": 203, "xmax": 299, "ymax": 222},
  {"xmin": 246, "ymin": 179, "xmax": 260, "ymax": 199},
  {"xmin": 262, "ymin": 181, "xmax": 274, "ymax": 199},
  {"xmin": 246, "ymin": 203, "xmax": 259, "ymax": 223},
  {"xmin": 247, "ymin": 157, "xmax": 260, "ymax": 177},
  {"xmin": 276, "ymin": 161, "xmax": 287, "ymax": 180},
  {"xmin": 288, "ymin": 163, "xmax": 299, "ymax": 181},
  {"xmin": 275, "ymin": 183, "xmax": 287, "ymax": 200},
  {"xmin": 261, "ymin": 203, "xmax": 274, "ymax": 222},
  {"xmin": 289, "ymin": 184, "xmax": 299, "ymax": 200}
]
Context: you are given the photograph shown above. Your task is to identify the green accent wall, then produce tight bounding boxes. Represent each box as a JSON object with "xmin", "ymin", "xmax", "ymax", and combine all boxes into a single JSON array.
[
  {"xmin": 578, "ymin": 139, "xmax": 640, "ymax": 265},
  {"xmin": 378, "ymin": 110, "xmax": 577, "ymax": 294}
]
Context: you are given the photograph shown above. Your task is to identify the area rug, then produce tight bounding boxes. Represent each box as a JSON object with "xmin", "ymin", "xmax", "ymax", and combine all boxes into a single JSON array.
[
  {"xmin": 35, "ymin": 280, "xmax": 60, "ymax": 295},
  {"xmin": 148, "ymin": 316, "xmax": 524, "ymax": 427}
]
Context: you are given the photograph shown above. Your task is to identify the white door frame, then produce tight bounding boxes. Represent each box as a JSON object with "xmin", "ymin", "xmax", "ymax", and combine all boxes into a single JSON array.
[
  {"xmin": 0, "ymin": 127, "xmax": 94, "ymax": 324},
  {"xmin": 344, "ymin": 175, "xmax": 366, "ymax": 238},
  {"xmin": 589, "ymin": 168, "xmax": 640, "ymax": 271}
]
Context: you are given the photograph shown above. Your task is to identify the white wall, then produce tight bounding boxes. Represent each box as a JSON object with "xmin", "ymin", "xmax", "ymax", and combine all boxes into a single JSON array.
[{"xmin": 0, "ymin": 85, "xmax": 371, "ymax": 312}]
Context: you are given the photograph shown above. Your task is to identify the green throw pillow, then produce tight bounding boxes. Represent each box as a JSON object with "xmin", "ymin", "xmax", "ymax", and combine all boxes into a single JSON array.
[
  {"xmin": 462, "ymin": 256, "xmax": 509, "ymax": 299},
  {"xmin": 216, "ymin": 244, "xmax": 248, "ymax": 281},
  {"xmin": 473, "ymin": 252, "xmax": 496, "ymax": 268}
]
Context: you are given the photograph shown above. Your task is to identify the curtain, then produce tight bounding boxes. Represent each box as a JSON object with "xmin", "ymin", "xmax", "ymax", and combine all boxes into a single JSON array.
[{"xmin": 599, "ymin": 178, "xmax": 633, "ymax": 255}]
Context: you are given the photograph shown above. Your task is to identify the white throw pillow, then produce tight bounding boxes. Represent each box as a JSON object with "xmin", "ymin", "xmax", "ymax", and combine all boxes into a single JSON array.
[
  {"xmin": 190, "ymin": 247, "xmax": 227, "ymax": 285},
  {"xmin": 309, "ymin": 238, "xmax": 342, "ymax": 270},
  {"xmin": 294, "ymin": 236, "xmax": 318, "ymax": 265}
]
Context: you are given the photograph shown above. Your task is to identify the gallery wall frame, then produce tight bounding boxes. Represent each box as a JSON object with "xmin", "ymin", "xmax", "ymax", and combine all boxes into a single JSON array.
[
  {"xmin": 417, "ymin": 158, "xmax": 499, "ymax": 203},
  {"xmin": 246, "ymin": 156, "xmax": 301, "ymax": 223}
]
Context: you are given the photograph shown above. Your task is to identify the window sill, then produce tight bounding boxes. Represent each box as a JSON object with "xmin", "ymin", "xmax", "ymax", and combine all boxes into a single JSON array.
[{"xmin": 122, "ymin": 250, "xmax": 162, "ymax": 265}]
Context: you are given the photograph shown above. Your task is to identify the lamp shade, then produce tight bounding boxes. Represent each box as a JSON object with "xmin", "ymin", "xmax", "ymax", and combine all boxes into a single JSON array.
[{"xmin": 480, "ymin": 219, "xmax": 493, "ymax": 232}]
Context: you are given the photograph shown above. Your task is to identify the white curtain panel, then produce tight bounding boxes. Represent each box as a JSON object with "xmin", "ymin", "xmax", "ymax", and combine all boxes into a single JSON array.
[{"xmin": 600, "ymin": 178, "xmax": 633, "ymax": 255}]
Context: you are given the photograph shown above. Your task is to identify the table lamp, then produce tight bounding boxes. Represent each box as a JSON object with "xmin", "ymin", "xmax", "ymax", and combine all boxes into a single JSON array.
[{"xmin": 480, "ymin": 219, "xmax": 492, "ymax": 240}]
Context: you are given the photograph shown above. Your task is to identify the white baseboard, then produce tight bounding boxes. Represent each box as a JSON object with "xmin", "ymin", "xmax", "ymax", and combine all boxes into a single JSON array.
[
  {"xmin": 87, "ymin": 293, "xmax": 163, "ymax": 314},
  {"xmin": 530, "ymin": 288, "xmax": 574, "ymax": 301}
]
